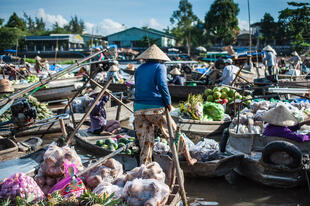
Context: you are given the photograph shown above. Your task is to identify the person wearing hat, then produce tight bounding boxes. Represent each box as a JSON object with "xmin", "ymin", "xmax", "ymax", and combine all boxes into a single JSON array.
[
  {"xmin": 288, "ymin": 51, "xmax": 302, "ymax": 71},
  {"xmin": 34, "ymin": 56, "xmax": 43, "ymax": 74},
  {"xmin": 107, "ymin": 61, "xmax": 122, "ymax": 83},
  {"xmin": 88, "ymin": 87, "xmax": 120, "ymax": 135},
  {"xmin": 262, "ymin": 105, "xmax": 310, "ymax": 142},
  {"xmin": 168, "ymin": 68, "xmax": 183, "ymax": 85},
  {"xmin": 94, "ymin": 47, "xmax": 104, "ymax": 61},
  {"xmin": 0, "ymin": 79, "xmax": 14, "ymax": 94},
  {"xmin": 219, "ymin": 58, "xmax": 239, "ymax": 86},
  {"xmin": 263, "ymin": 45, "xmax": 277, "ymax": 76},
  {"xmin": 134, "ymin": 44, "xmax": 197, "ymax": 165}
]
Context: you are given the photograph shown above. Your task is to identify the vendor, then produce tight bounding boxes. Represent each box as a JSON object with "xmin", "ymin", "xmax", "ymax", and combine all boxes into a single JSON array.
[
  {"xmin": 134, "ymin": 44, "xmax": 197, "ymax": 165},
  {"xmin": 263, "ymin": 45, "xmax": 277, "ymax": 76},
  {"xmin": 262, "ymin": 105, "xmax": 310, "ymax": 142},
  {"xmin": 76, "ymin": 67, "xmax": 87, "ymax": 77},
  {"xmin": 94, "ymin": 47, "xmax": 104, "ymax": 61},
  {"xmin": 219, "ymin": 58, "xmax": 239, "ymax": 86},
  {"xmin": 288, "ymin": 51, "xmax": 302, "ymax": 71},
  {"xmin": 107, "ymin": 61, "xmax": 122, "ymax": 83},
  {"xmin": 88, "ymin": 87, "xmax": 121, "ymax": 135},
  {"xmin": 34, "ymin": 56, "xmax": 43, "ymax": 74},
  {"xmin": 168, "ymin": 68, "xmax": 183, "ymax": 85}
]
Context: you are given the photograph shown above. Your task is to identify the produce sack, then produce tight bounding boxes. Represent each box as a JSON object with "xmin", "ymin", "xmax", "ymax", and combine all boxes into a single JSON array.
[
  {"xmin": 190, "ymin": 138, "xmax": 219, "ymax": 161},
  {"xmin": 203, "ymin": 102, "xmax": 224, "ymax": 121},
  {"xmin": 81, "ymin": 158, "xmax": 123, "ymax": 190},
  {"xmin": 48, "ymin": 161, "xmax": 86, "ymax": 199},
  {"xmin": 122, "ymin": 178, "xmax": 170, "ymax": 206},
  {"xmin": 34, "ymin": 143, "xmax": 84, "ymax": 195},
  {"xmin": 93, "ymin": 182, "xmax": 122, "ymax": 199},
  {"xmin": 0, "ymin": 173, "xmax": 44, "ymax": 202}
]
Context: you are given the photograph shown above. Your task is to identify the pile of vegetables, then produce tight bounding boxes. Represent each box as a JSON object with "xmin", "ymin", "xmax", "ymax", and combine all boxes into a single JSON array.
[
  {"xmin": 230, "ymin": 100, "xmax": 310, "ymax": 134},
  {"xmin": 204, "ymin": 86, "xmax": 252, "ymax": 105},
  {"xmin": 0, "ymin": 173, "xmax": 45, "ymax": 203},
  {"xmin": 96, "ymin": 134, "xmax": 139, "ymax": 155},
  {"xmin": 26, "ymin": 75, "xmax": 40, "ymax": 83},
  {"xmin": 0, "ymin": 95, "xmax": 52, "ymax": 122},
  {"xmin": 179, "ymin": 94, "xmax": 204, "ymax": 120}
]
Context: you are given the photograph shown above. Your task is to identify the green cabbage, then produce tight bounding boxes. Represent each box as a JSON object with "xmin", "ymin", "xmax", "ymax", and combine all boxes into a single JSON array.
[{"xmin": 203, "ymin": 102, "xmax": 224, "ymax": 121}]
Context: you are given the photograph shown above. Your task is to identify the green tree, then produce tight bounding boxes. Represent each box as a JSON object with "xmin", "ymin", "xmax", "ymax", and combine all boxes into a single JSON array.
[
  {"xmin": 204, "ymin": 0, "xmax": 240, "ymax": 45},
  {"xmin": 6, "ymin": 12, "xmax": 26, "ymax": 31},
  {"xmin": 0, "ymin": 18, "xmax": 4, "ymax": 26},
  {"xmin": 170, "ymin": 0, "xmax": 198, "ymax": 56},
  {"xmin": 35, "ymin": 17, "xmax": 45, "ymax": 32},
  {"xmin": 51, "ymin": 22, "xmax": 67, "ymax": 34},
  {"xmin": 0, "ymin": 27, "xmax": 26, "ymax": 51},
  {"xmin": 278, "ymin": 1, "xmax": 310, "ymax": 51},
  {"xmin": 64, "ymin": 16, "xmax": 85, "ymax": 34},
  {"xmin": 23, "ymin": 13, "xmax": 36, "ymax": 33},
  {"xmin": 259, "ymin": 13, "xmax": 278, "ymax": 45}
]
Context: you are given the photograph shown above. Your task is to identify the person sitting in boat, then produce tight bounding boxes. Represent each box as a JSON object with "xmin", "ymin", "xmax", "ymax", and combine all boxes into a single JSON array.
[
  {"xmin": 219, "ymin": 59, "xmax": 239, "ymax": 86},
  {"xmin": 262, "ymin": 105, "xmax": 310, "ymax": 142},
  {"xmin": 134, "ymin": 44, "xmax": 197, "ymax": 165},
  {"xmin": 76, "ymin": 67, "xmax": 87, "ymax": 77},
  {"xmin": 107, "ymin": 61, "xmax": 123, "ymax": 83},
  {"xmin": 168, "ymin": 68, "xmax": 183, "ymax": 86},
  {"xmin": 288, "ymin": 51, "xmax": 302, "ymax": 71},
  {"xmin": 88, "ymin": 87, "xmax": 121, "ymax": 135}
]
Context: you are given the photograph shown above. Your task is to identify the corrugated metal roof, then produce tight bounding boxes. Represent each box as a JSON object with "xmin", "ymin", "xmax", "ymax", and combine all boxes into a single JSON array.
[
  {"xmin": 106, "ymin": 27, "xmax": 176, "ymax": 39},
  {"xmin": 25, "ymin": 35, "xmax": 69, "ymax": 41}
]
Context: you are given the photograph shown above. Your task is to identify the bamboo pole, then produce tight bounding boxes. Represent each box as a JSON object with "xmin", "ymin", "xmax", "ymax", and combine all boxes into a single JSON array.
[
  {"xmin": 66, "ymin": 78, "xmax": 113, "ymax": 145},
  {"xmin": 165, "ymin": 108, "xmax": 188, "ymax": 206},
  {"xmin": 59, "ymin": 118, "xmax": 67, "ymax": 138}
]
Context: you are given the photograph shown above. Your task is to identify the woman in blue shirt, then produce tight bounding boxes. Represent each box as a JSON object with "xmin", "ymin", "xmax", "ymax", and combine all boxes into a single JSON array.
[{"xmin": 134, "ymin": 44, "xmax": 196, "ymax": 165}]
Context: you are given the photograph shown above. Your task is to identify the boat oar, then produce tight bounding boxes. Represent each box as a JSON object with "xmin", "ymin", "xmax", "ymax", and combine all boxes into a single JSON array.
[
  {"xmin": 66, "ymin": 78, "xmax": 113, "ymax": 145},
  {"xmin": 165, "ymin": 108, "xmax": 188, "ymax": 206},
  {"xmin": 88, "ymin": 77, "xmax": 134, "ymax": 113},
  {"xmin": 75, "ymin": 142, "xmax": 134, "ymax": 177}
]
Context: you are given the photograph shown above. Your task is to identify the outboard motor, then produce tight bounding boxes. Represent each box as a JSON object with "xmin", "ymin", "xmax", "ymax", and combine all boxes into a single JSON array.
[{"xmin": 11, "ymin": 98, "xmax": 37, "ymax": 127}]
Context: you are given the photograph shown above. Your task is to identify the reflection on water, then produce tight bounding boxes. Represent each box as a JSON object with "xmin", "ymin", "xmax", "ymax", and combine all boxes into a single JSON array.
[{"xmin": 186, "ymin": 177, "xmax": 310, "ymax": 206}]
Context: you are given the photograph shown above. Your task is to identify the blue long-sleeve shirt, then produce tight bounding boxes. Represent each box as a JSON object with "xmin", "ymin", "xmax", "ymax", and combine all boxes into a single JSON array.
[{"xmin": 134, "ymin": 62, "xmax": 171, "ymax": 109}]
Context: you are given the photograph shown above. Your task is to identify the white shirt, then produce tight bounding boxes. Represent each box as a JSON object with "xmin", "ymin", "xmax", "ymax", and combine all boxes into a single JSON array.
[{"xmin": 220, "ymin": 64, "xmax": 240, "ymax": 85}]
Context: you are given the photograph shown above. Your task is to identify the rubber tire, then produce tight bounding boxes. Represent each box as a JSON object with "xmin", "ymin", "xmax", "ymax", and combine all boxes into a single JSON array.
[
  {"xmin": 262, "ymin": 140, "xmax": 302, "ymax": 169},
  {"xmin": 220, "ymin": 128, "xmax": 229, "ymax": 153}
]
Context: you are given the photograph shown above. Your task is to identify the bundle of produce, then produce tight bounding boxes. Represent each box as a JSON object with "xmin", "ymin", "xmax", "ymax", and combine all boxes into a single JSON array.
[
  {"xmin": 122, "ymin": 178, "xmax": 170, "ymax": 206},
  {"xmin": 26, "ymin": 75, "xmax": 40, "ymax": 83},
  {"xmin": 34, "ymin": 144, "xmax": 84, "ymax": 195},
  {"xmin": 0, "ymin": 173, "xmax": 44, "ymax": 202},
  {"xmin": 0, "ymin": 95, "xmax": 52, "ymax": 122},
  {"xmin": 204, "ymin": 86, "xmax": 251, "ymax": 105},
  {"xmin": 190, "ymin": 138, "xmax": 219, "ymax": 161},
  {"xmin": 81, "ymin": 158, "xmax": 123, "ymax": 190},
  {"xmin": 95, "ymin": 134, "xmax": 139, "ymax": 154},
  {"xmin": 179, "ymin": 94, "xmax": 204, "ymax": 120},
  {"xmin": 203, "ymin": 102, "xmax": 225, "ymax": 121},
  {"xmin": 230, "ymin": 100, "xmax": 310, "ymax": 134}
]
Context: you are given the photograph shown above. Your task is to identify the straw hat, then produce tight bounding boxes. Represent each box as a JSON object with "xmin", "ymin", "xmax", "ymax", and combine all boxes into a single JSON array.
[
  {"xmin": 136, "ymin": 44, "xmax": 170, "ymax": 61},
  {"xmin": 262, "ymin": 105, "xmax": 297, "ymax": 127},
  {"xmin": 35, "ymin": 56, "xmax": 41, "ymax": 61},
  {"xmin": 0, "ymin": 79, "xmax": 14, "ymax": 93},
  {"xmin": 203, "ymin": 62, "xmax": 209, "ymax": 68},
  {"xmin": 127, "ymin": 64, "xmax": 135, "ymax": 71},
  {"xmin": 109, "ymin": 65, "xmax": 119, "ymax": 72},
  {"xmin": 225, "ymin": 59, "xmax": 233, "ymax": 64},
  {"xmin": 263, "ymin": 45, "xmax": 277, "ymax": 54},
  {"xmin": 291, "ymin": 51, "xmax": 299, "ymax": 56},
  {"xmin": 170, "ymin": 68, "xmax": 181, "ymax": 75}
]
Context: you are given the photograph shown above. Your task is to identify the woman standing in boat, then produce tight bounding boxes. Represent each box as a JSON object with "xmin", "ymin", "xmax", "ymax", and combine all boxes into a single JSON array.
[
  {"xmin": 134, "ymin": 44, "xmax": 197, "ymax": 165},
  {"xmin": 262, "ymin": 105, "xmax": 310, "ymax": 142}
]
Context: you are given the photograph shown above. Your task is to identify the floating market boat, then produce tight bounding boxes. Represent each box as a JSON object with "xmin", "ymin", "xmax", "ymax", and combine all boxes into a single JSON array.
[
  {"xmin": 224, "ymin": 129, "xmax": 310, "ymax": 188},
  {"xmin": 153, "ymin": 153, "xmax": 243, "ymax": 178},
  {"xmin": 0, "ymin": 138, "xmax": 18, "ymax": 161},
  {"xmin": 13, "ymin": 77, "xmax": 84, "ymax": 102}
]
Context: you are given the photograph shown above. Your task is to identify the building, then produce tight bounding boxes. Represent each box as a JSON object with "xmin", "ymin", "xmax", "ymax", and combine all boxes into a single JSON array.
[
  {"xmin": 106, "ymin": 27, "xmax": 176, "ymax": 49},
  {"xmin": 23, "ymin": 34, "xmax": 105, "ymax": 57}
]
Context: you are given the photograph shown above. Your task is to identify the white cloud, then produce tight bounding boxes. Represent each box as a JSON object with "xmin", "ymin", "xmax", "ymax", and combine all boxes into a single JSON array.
[
  {"xmin": 36, "ymin": 8, "xmax": 68, "ymax": 28},
  {"xmin": 239, "ymin": 19, "xmax": 249, "ymax": 31},
  {"xmin": 139, "ymin": 18, "xmax": 164, "ymax": 30},
  {"xmin": 85, "ymin": 19, "xmax": 125, "ymax": 36}
]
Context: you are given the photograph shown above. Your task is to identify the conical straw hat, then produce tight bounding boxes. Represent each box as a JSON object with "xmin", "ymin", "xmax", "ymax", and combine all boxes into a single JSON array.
[
  {"xmin": 136, "ymin": 44, "xmax": 170, "ymax": 61},
  {"xmin": 35, "ymin": 56, "xmax": 41, "ymax": 61},
  {"xmin": 262, "ymin": 105, "xmax": 297, "ymax": 126},
  {"xmin": 0, "ymin": 79, "xmax": 14, "ymax": 93},
  {"xmin": 170, "ymin": 68, "xmax": 181, "ymax": 75},
  {"xmin": 291, "ymin": 51, "xmax": 299, "ymax": 56},
  {"xmin": 263, "ymin": 45, "xmax": 274, "ymax": 52}
]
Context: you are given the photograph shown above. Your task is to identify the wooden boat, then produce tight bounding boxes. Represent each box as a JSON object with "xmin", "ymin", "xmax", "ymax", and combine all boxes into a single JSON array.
[
  {"xmin": 224, "ymin": 129, "xmax": 310, "ymax": 188},
  {"xmin": 278, "ymin": 80, "xmax": 310, "ymax": 88},
  {"xmin": 173, "ymin": 117, "xmax": 231, "ymax": 141},
  {"xmin": 0, "ymin": 138, "xmax": 18, "ymax": 161},
  {"xmin": 13, "ymin": 77, "xmax": 84, "ymax": 102},
  {"xmin": 122, "ymin": 69, "xmax": 135, "ymax": 76},
  {"xmin": 153, "ymin": 153, "xmax": 243, "ymax": 178}
]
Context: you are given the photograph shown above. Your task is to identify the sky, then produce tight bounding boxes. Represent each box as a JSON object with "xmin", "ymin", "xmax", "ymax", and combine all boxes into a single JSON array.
[{"xmin": 0, "ymin": 0, "xmax": 302, "ymax": 36}]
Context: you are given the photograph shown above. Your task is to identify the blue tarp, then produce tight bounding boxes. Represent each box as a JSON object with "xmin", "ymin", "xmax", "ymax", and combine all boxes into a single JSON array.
[{"xmin": 3, "ymin": 49, "xmax": 16, "ymax": 52}]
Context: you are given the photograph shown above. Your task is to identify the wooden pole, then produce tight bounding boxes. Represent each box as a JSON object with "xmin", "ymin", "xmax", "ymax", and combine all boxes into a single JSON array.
[
  {"xmin": 165, "ymin": 108, "xmax": 188, "ymax": 206},
  {"xmin": 115, "ymin": 92, "xmax": 123, "ymax": 121},
  {"xmin": 67, "ymin": 98, "xmax": 77, "ymax": 128},
  {"xmin": 59, "ymin": 118, "xmax": 67, "ymax": 138},
  {"xmin": 66, "ymin": 78, "xmax": 113, "ymax": 145}
]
